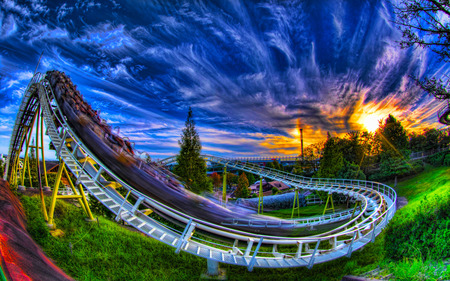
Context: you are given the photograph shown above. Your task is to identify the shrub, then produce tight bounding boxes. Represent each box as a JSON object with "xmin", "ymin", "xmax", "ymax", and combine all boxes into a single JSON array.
[
  {"xmin": 425, "ymin": 151, "xmax": 449, "ymax": 167},
  {"xmin": 385, "ymin": 193, "xmax": 450, "ymax": 261}
]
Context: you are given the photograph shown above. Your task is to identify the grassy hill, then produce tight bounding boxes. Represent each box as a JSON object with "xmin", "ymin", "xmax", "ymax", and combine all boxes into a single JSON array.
[{"xmin": 19, "ymin": 166, "xmax": 450, "ymax": 280}]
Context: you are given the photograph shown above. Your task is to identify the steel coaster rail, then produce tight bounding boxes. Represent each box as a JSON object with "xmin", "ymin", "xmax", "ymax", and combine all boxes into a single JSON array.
[
  {"xmin": 185, "ymin": 154, "xmax": 389, "ymax": 238},
  {"xmin": 39, "ymin": 77, "xmax": 362, "ymax": 237},
  {"xmin": 8, "ymin": 73, "xmax": 397, "ymax": 270},
  {"xmin": 203, "ymin": 155, "xmax": 384, "ymax": 236},
  {"xmin": 3, "ymin": 73, "xmax": 45, "ymax": 180},
  {"xmin": 158, "ymin": 155, "xmax": 395, "ymax": 238}
]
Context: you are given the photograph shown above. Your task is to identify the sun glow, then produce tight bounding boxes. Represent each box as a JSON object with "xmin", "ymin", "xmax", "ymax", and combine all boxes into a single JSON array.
[{"xmin": 361, "ymin": 114, "xmax": 382, "ymax": 133}]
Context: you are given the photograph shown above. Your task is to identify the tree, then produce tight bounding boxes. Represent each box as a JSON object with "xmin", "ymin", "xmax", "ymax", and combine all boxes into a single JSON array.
[
  {"xmin": 317, "ymin": 133, "xmax": 344, "ymax": 178},
  {"xmin": 226, "ymin": 172, "xmax": 238, "ymax": 187},
  {"xmin": 376, "ymin": 115, "xmax": 410, "ymax": 158},
  {"xmin": 246, "ymin": 172, "xmax": 256, "ymax": 186},
  {"xmin": 272, "ymin": 160, "xmax": 283, "ymax": 171},
  {"xmin": 375, "ymin": 115, "xmax": 413, "ymax": 180},
  {"xmin": 174, "ymin": 107, "xmax": 212, "ymax": 194},
  {"xmin": 235, "ymin": 172, "xmax": 250, "ymax": 198},
  {"xmin": 393, "ymin": 0, "xmax": 450, "ymax": 124},
  {"xmin": 409, "ymin": 131, "xmax": 427, "ymax": 152},
  {"xmin": 210, "ymin": 172, "xmax": 221, "ymax": 188},
  {"xmin": 337, "ymin": 161, "xmax": 366, "ymax": 180}
]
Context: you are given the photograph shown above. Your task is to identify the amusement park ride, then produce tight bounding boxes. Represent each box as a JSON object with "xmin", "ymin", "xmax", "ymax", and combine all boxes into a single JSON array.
[{"xmin": 4, "ymin": 71, "xmax": 398, "ymax": 276}]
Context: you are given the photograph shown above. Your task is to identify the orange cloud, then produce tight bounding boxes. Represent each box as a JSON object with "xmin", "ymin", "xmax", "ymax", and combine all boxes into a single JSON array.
[{"xmin": 258, "ymin": 91, "xmax": 445, "ymax": 156}]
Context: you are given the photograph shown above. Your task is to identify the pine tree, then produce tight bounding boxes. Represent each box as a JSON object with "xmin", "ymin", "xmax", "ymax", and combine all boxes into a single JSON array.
[
  {"xmin": 174, "ymin": 107, "xmax": 212, "ymax": 194},
  {"xmin": 317, "ymin": 133, "xmax": 344, "ymax": 178},
  {"xmin": 376, "ymin": 115, "xmax": 409, "ymax": 159}
]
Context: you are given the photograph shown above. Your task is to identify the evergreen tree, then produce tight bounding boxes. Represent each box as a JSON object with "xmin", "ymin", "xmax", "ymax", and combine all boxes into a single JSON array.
[
  {"xmin": 235, "ymin": 172, "xmax": 250, "ymax": 198},
  {"xmin": 174, "ymin": 107, "xmax": 212, "ymax": 194},
  {"xmin": 376, "ymin": 115, "xmax": 409, "ymax": 159},
  {"xmin": 317, "ymin": 133, "xmax": 344, "ymax": 178},
  {"xmin": 375, "ymin": 115, "xmax": 413, "ymax": 180}
]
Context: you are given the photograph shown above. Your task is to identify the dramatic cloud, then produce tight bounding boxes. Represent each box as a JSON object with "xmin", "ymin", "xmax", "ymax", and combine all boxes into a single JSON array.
[{"xmin": 0, "ymin": 0, "xmax": 447, "ymax": 159}]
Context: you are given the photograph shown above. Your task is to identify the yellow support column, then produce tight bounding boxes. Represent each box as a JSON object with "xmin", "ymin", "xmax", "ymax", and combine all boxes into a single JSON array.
[
  {"xmin": 351, "ymin": 200, "xmax": 362, "ymax": 219},
  {"xmin": 62, "ymin": 166, "xmax": 85, "ymax": 213},
  {"xmin": 258, "ymin": 176, "xmax": 263, "ymax": 214},
  {"xmin": 40, "ymin": 110, "xmax": 48, "ymax": 187},
  {"xmin": 222, "ymin": 166, "xmax": 227, "ymax": 207},
  {"xmin": 35, "ymin": 106, "xmax": 48, "ymax": 221},
  {"xmin": 291, "ymin": 188, "xmax": 300, "ymax": 219},
  {"xmin": 78, "ymin": 181, "xmax": 94, "ymax": 221},
  {"xmin": 47, "ymin": 160, "xmax": 65, "ymax": 228},
  {"xmin": 11, "ymin": 125, "xmax": 30, "ymax": 187},
  {"xmin": 322, "ymin": 192, "xmax": 335, "ymax": 215},
  {"xmin": 63, "ymin": 165, "xmax": 94, "ymax": 220},
  {"xmin": 20, "ymin": 128, "xmax": 33, "ymax": 187}
]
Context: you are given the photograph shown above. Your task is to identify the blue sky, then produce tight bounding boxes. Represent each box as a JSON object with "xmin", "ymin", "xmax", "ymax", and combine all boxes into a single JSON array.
[{"xmin": 0, "ymin": 0, "xmax": 448, "ymax": 160}]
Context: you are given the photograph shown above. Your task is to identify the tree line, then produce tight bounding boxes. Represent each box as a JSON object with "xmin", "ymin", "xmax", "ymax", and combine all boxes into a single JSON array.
[{"xmin": 294, "ymin": 115, "xmax": 450, "ymax": 182}]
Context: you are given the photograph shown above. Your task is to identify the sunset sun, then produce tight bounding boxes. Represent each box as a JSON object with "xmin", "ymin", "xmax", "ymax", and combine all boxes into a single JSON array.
[{"xmin": 361, "ymin": 114, "xmax": 381, "ymax": 133}]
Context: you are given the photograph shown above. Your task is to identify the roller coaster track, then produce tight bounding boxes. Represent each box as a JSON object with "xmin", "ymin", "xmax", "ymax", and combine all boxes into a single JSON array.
[{"xmin": 4, "ymin": 73, "xmax": 397, "ymax": 271}]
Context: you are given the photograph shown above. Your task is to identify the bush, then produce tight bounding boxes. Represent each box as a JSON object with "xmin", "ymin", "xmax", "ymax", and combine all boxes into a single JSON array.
[
  {"xmin": 271, "ymin": 187, "xmax": 279, "ymax": 195},
  {"xmin": 369, "ymin": 159, "xmax": 424, "ymax": 181},
  {"xmin": 425, "ymin": 151, "xmax": 450, "ymax": 167},
  {"xmin": 385, "ymin": 193, "xmax": 450, "ymax": 261}
]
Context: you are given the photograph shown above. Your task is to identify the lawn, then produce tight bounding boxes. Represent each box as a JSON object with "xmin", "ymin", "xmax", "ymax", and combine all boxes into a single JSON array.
[{"xmin": 18, "ymin": 166, "xmax": 450, "ymax": 280}]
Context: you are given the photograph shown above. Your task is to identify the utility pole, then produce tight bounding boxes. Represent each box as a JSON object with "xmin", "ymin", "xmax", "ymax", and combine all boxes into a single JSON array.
[{"xmin": 300, "ymin": 128, "xmax": 304, "ymax": 160}]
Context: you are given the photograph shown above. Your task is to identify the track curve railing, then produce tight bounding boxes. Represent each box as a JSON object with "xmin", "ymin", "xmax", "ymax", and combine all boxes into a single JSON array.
[{"xmin": 5, "ymin": 72, "xmax": 397, "ymax": 271}]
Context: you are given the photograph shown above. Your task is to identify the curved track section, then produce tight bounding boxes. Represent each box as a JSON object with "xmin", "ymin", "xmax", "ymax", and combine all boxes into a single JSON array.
[{"xmin": 6, "ymin": 72, "xmax": 397, "ymax": 270}]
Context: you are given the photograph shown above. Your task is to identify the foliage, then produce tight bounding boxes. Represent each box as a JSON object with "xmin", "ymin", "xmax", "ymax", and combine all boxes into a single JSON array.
[
  {"xmin": 210, "ymin": 172, "xmax": 221, "ymax": 188},
  {"xmin": 271, "ymin": 186, "xmax": 280, "ymax": 195},
  {"xmin": 425, "ymin": 151, "xmax": 450, "ymax": 167},
  {"xmin": 370, "ymin": 158, "xmax": 423, "ymax": 181},
  {"xmin": 385, "ymin": 167, "xmax": 450, "ymax": 262},
  {"xmin": 173, "ymin": 107, "xmax": 212, "ymax": 194},
  {"xmin": 386, "ymin": 259, "xmax": 450, "ymax": 281},
  {"xmin": 246, "ymin": 172, "xmax": 256, "ymax": 186},
  {"xmin": 317, "ymin": 133, "xmax": 344, "ymax": 178},
  {"xmin": 272, "ymin": 160, "xmax": 283, "ymax": 171},
  {"xmin": 226, "ymin": 172, "xmax": 238, "ymax": 186},
  {"xmin": 393, "ymin": 0, "xmax": 450, "ymax": 124},
  {"xmin": 235, "ymin": 172, "xmax": 250, "ymax": 198},
  {"xmin": 376, "ymin": 115, "xmax": 409, "ymax": 159},
  {"xmin": 337, "ymin": 161, "xmax": 366, "ymax": 180},
  {"xmin": 385, "ymin": 193, "xmax": 450, "ymax": 261},
  {"xmin": 409, "ymin": 129, "xmax": 450, "ymax": 152},
  {"xmin": 294, "ymin": 142, "xmax": 324, "ymax": 176}
]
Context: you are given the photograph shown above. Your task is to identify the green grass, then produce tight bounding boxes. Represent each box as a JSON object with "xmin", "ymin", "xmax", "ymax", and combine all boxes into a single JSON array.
[
  {"xmin": 392, "ymin": 165, "xmax": 450, "ymax": 205},
  {"xmin": 18, "ymin": 166, "xmax": 450, "ymax": 280},
  {"xmin": 20, "ymin": 195, "xmax": 387, "ymax": 281},
  {"xmin": 383, "ymin": 167, "xmax": 450, "ymax": 262}
]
